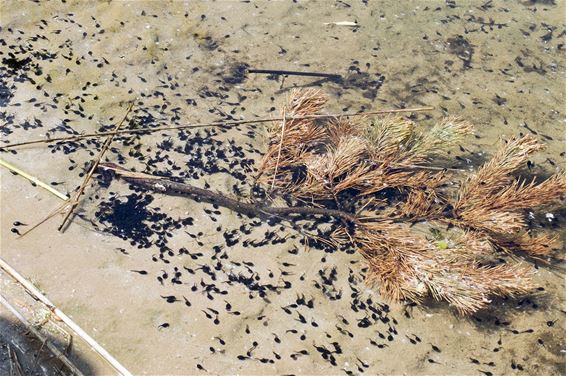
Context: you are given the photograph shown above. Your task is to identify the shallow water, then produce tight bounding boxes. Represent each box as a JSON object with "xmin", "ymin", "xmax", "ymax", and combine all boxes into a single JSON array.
[{"xmin": 1, "ymin": 1, "xmax": 565, "ymax": 375}]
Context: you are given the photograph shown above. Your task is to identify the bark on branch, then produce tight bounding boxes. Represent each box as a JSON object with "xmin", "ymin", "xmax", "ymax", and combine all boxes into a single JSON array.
[{"xmin": 98, "ymin": 163, "xmax": 358, "ymax": 223}]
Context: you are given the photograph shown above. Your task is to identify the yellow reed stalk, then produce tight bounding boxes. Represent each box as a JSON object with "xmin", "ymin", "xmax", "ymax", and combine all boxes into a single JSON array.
[{"xmin": 0, "ymin": 158, "xmax": 68, "ymax": 200}]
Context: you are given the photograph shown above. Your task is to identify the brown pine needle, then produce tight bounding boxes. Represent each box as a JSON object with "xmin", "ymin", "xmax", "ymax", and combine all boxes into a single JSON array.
[
  {"xmin": 58, "ymin": 102, "xmax": 134, "ymax": 232},
  {"xmin": 252, "ymin": 90, "xmax": 565, "ymax": 314},
  {"xmin": 9, "ymin": 86, "xmax": 560, "ymax": 315},
  {"xmin": 393, "ymin": 163, "xmax": 464, "ymax": 172},
  {"xmin": 0, "ymin": 106, "xmax": 434, "ymax": 149}
]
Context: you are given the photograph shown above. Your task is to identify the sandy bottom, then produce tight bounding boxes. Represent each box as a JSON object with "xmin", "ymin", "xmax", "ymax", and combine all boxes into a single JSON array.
[{"xmin": 1, "ymin": 1, "xmax": 565, "ymax": 375}]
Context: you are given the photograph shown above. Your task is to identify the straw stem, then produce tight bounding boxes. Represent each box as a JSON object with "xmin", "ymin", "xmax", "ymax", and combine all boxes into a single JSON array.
[{"xmin": 0, "ymin": 158, "xmax": 68, "ymax": 200}]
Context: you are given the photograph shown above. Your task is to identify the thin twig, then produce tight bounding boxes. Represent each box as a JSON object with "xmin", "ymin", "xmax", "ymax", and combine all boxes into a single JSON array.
[
  {"xmin": 247, "ymin": 68, "xmax": 342, "ymax": 80},
  {"xmin": 64, "ymin": 334, "xmax": 73, "ymax": 356},
  {"xmin": 58, "ymin": 102, "xmax": 134, "ymax": 232},
  {"xmin": 0, "ymin": 158, "xmax": 69, "ymax": 200},
  {"xmin": 8, "ymin": 344, "xmax": 25, "ymax": 376},
  {"xmin": 0, "ymin": 106, "xmax": 434, "ymax": 149},
  {"xmin": 31, "ymin": 338, "xmax": 47, "ymax": 374},
  {"xmin": 18, "ymin": 201, "xmax": 72, "ymax": 238},
  {"xmin": 0, "ymin": 258, "xmax": 132, "ymax": 376},
  {"xmin": 271, "ymin": 107, "xmax": 286, "ymax": 191}
]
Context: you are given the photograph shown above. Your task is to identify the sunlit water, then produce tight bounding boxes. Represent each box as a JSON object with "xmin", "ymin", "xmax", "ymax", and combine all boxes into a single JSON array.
[{"xmin": 1, "ymin": 1, "xmax": 564, "ymax": 374}]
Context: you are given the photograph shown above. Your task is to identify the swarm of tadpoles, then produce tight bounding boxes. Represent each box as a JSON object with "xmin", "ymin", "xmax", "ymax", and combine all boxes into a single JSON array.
[{"xmin": 258, "ymin": 89, "xmax": 566, "ymax": 314}]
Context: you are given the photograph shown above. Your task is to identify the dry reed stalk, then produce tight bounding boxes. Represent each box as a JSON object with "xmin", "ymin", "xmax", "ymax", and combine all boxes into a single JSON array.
[
  {"xmin": 7, "ymin": 343, "xmax": 25, "ymax": 376},
  {"xmin": 18, "ymin": 201, "xmax": 72, "ymax": 238},
  {"xmin": 0, "ymin": 257, "xmax": 133, "ymax": 376},
  {"xmin": 59, "ymin": 102, "xmax": 134, "ymax": 231},
  {"xmin": 1, "ymin": 105, "xmax": 434, "ymax": 149},
  {"xmin": 0, "ymin": 158, "xmax": 69, "ymax": 200}
]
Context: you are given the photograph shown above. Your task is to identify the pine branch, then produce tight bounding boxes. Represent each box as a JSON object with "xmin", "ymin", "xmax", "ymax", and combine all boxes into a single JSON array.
[{"xmin": 98, "ymin": 163, "xmax": 359, "ymax": 223}]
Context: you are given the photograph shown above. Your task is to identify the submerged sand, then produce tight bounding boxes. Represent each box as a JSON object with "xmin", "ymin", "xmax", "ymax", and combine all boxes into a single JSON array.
[{"xmin": 1, "ymin": 1, "xmax": 565, "ymax": 375}]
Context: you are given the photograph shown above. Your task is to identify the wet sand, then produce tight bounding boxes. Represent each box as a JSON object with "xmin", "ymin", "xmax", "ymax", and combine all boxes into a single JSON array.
[{"xmin": 1, "ymin": 1, "xmax": 565, "ymax": 375}]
